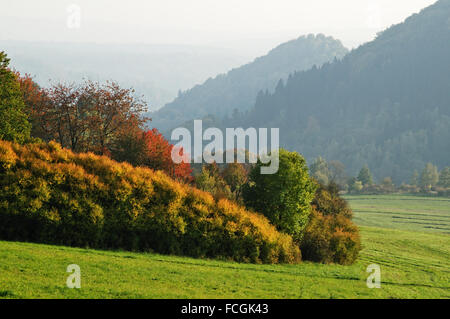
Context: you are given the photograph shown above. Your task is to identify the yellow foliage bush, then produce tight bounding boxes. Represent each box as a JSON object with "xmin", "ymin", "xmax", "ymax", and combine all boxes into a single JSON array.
[
  {"xmin": 299, "ymin": 183, "xmax": 361, "ymax": 265},
  {"xmin": 0, "ymin": 140, "xmax": 300, "ymax": 264}
]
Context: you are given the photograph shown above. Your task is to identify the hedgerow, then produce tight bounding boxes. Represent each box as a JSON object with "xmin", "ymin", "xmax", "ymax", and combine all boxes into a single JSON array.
[{"xmin": 0, "ymin": 140, "xmax": 300, "ymax": 264}]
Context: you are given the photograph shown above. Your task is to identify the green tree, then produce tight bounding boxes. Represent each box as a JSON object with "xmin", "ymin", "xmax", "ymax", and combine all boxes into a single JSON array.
[
  {"xmin": 328, "ymin": 160, "xmax": 348, "ymax": 189},
  {"xmin": 357, "ymin": 165, "xmax": 373, "ymax": 186},
  {"xmin": 438, "ymin": 167, "xmax": 450, "ymax": 188},
  {"xmin": 243, "ymin": 149, "xmax": 316, "ymax": 241},
  {"xmin": 310, "ymin": 156, "xmax": 330, "ymax": 185},
  {"xmin": 419, "ymin": 163, "xmax": 439, "ymax": 190},
  {"xmin": 0, "ymin": 52, "xmax": 31, "ymax": 143},
  {"xmin": 221, "ymin": 162, "xmax": 248, "ymax": 202},
  {"xmin": 195, "ymin": 163, "xmax": 232, "ymax": 201},
  {"xmin": 381, "ymin": 177, "xmax": 395, "ymax": 193},
  {"xmin": 348, "ymin": 177, "xmax": 363, "ymax": 193},
  {"xmin": 410, "ymin": 170, "xmax": 419, "ymax": 186}
]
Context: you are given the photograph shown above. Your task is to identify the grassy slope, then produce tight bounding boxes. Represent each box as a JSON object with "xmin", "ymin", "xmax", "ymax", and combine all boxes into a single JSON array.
[
  {"xmin": 0, "ymin": 195, "xmax": 449, "ymax": 299},
  {"xmin": 346, "ymin": 195, "xmax": 450, "ymax": 234}
]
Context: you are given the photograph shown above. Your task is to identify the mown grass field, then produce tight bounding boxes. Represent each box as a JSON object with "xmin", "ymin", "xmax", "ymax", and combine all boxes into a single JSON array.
[
  {"xmin": 346, "ymin": 195, "xmax": 450, "ymax": 234},
  {"xmin": 0, "ymin": 195, "xmax": 449, "ymax": 299}
]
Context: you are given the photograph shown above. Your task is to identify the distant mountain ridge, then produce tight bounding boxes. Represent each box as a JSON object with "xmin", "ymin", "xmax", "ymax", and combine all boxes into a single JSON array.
[
  {"xmin": 150, "ymin": 34, "xmax": 348, "ymax": 132},
  {"xmin": 230, "ymin": 0, "xmax": 450, "ymax": 183}
]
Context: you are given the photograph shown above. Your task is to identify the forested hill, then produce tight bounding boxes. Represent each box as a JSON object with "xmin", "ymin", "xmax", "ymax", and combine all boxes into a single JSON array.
[
  {"xmin": 240, "ymin": 0, "xmax": 450, "ymax": 183},
  {"xmin": 150, "ymin": 34, "xmax": 348, "ymax": 132}
]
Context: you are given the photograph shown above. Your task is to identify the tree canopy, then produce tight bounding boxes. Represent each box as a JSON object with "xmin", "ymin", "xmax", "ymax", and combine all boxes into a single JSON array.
[
  {"xmin": 357, "ymin": 165, "xmax": 373, "ymax": 186},
  {"xmin": 243, "ymin": 149, "xmax": 316, "ymax": 241},
  {"xmin": 0, "ymin": 52, "xmax": 31, "ymax": 143}
]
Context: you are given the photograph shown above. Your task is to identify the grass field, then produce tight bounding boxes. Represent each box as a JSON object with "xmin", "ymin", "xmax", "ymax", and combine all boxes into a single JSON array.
[
  {"xmin": 0, "ymin": 195, "xmax": 449, "ymax": 299},
  {"xmin": 346, "ymin": 195, "xmax": 450, "ymax": 234}
]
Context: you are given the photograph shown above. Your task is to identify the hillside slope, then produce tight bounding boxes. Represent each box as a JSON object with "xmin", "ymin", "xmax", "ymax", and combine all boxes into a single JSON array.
[
  {"xmin": 238, "ymin": 0, "xmax": 450, "ymax": 183},
  {"xmin": 0, "ymin": 140, "xmax": 300, "ymax": 264},
  {"xmin": 1, "ymin": 224, "xmax": 448, "ymax": 298},
  {"xmin": 150, "ymin": 34, "xmax": 348, "ymax": 133}
]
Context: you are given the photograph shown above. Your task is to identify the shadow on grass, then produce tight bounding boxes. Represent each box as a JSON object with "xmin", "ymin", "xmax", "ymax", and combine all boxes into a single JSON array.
[
  {"xmin": 0, "ymin": 290, "xmax": 15, "ymax": 298},
  {"xmin": 152, "ymin": 258, "xmax": 362, "ymax": 281}
]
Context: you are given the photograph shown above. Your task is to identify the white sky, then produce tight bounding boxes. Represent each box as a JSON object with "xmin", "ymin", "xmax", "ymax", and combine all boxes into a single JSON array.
[{"xmin": 0, "ymin": 0, "xmax": 438, "ymax": 56}]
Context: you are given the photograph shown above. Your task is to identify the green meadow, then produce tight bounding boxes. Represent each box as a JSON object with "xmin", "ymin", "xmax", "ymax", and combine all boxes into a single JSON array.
[
  {"xmin": 346, "ymin": 195, "xmax": 450, "ymax": 234},
  {"xmin": 0, "ymin": 195, "xmax": 449, "ymax": 299}
]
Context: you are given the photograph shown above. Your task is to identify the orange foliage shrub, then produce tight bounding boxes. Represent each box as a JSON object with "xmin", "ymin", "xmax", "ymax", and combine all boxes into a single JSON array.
[
  {"xmin": 300, "ymin": 183, "xmax": 361, "ymax": 265},
  {"xmin": 112, "ymin": 128, "xmax": 193, "ymax": 183},
  {"xmin": 0, "ymin": 140, "xmax": 300, "ymax": 264},
  {"xmin": 300, "ymin": 208, "xmax": 360, "ymax": 265}
]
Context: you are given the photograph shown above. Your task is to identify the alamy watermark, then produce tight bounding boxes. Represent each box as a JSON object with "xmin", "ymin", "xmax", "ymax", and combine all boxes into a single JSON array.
[
  {"xmin": 171, "ymin": 120, "xmax": 280, "ymax": 174},
  {"xmin": 366, "ymin": 264, "xmax": 381, "ymax": 288},
  {"xmin": 66, "ymin": 4, "xmax": 81, "ymax": 29},
  {"xmin": 66, "ymin": 264, "xmax": 81, "ymax": 289}
]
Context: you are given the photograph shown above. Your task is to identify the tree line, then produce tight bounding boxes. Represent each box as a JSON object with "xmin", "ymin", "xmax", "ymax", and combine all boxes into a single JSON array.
[{"xmin": 310, "ymin": 156, "xmax": 450, "ymax": 197}]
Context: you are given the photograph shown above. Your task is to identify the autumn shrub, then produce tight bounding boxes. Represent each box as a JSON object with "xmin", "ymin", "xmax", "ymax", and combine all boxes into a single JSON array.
[
  {"xmin": 0, "ymin": 140, "xmax": 300, "ymax": 264},
  {"xmin": 300, "ymin": 183, "xmax": 361, "ymax": 265},
  {"xmin": 311, "ymin": 183, "xmax": 352, "ymax": 219},
  {"xmin": 112, "ymin": 128, "xmax": 193, "ymax": 183},
  {"xmin": 194, "ymin": 163, "xmax": 233, "ymax": 201}
]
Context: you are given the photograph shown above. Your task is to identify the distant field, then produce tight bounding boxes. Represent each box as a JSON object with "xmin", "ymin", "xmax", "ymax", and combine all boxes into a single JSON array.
[
  {"xmin": 345, "ymin": 195, "xmax": 450, "ymax": 234},
  {"xmin": 0, "ymin": 195, "xmax": 449, "ymax": 299}
]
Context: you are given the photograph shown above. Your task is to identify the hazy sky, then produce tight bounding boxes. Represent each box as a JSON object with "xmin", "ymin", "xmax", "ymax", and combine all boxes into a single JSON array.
[{"xmin": 0, "ymin": 0, "xmax": 438, "ymax": 56}]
